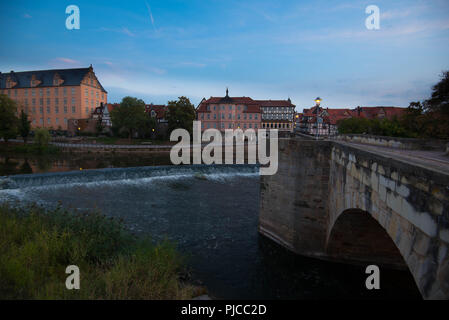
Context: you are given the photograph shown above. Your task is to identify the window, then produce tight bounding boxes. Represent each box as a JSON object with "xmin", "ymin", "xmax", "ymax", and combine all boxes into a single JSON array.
[
  {"xmin": 39, "ymin": 89, "xmax": 43, "ymax": 96},
  {"xmin": 63, "ymin": 88, "xmax": 67, "ymax": 96},
  {"xmin": 32, "ymin": 89, "xmax": 36, "ymax": 96},
  {"xmin": 39, "ymin": 107, "xmax": 43, "ymax": 114},
  {"xmin": 71, "ymin": 88, "xmax": 75, "ymax": 95},
  {"xmin": 39, "ymin": 98, "xmax": 43, "ymax": 106},
  {"xmin": 64, "ymin": 106, "xmax": 68, "ymax": 114},
  {"xmin": 55, "ymin": 98, "xmax": 59, "ymax": 105},
  {"xmin": 24, "ymin": 89, "xmax": 28, "ymax": 97},
  {"xmin": 54, "ymin": 88, "xmax": 58, "ymax": 96},
  {"xmin": 207, "ymin": 114, "xmax": 210, "ymax": 120},
  {"xmin": 72, "ymin": 106, "xmax": 76, "ymax": 113},
  {"xmin": 55, "ymin": 106, "xmax": 59, "ymax": 114},
  {"xmin": 55, "ymin": 118, "xmax": 59, "ymax": 125},
  {"xmin": 47, "ymin": 106, "xmax": 50, "ymax": 114},
  {"xmin": 64, "ymin": 98, "xmax": 67, "ymax": 105},
  {"xmin": 47, "ymin": 118, "xmax": 51, "ymax": 125},
  {"xmin": 71, "ymin": 98, "xmax": 75, "ymax": 105}
]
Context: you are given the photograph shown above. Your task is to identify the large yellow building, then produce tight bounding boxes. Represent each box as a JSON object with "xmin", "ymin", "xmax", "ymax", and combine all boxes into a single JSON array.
[{"xmin": 0, "ymin": 65, "xmax": 107, "ymax": 130}]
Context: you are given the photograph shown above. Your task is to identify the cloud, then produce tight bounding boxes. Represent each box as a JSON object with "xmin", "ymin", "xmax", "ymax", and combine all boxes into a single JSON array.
[
  {"xmin": 100, "ymin": 27, "xmax": 136, "ymax": 37},
  {"xmin": 176, "ymin": 62, "xmax": 207, "ymax": 68},
  {"xmin": 23, "ymin": 13, "xmax": 32, "ymax": 19},
  {"xmin": 145, "ymin": 1, "xmax": 157, "ymax": 32},
  {"xmin": 55, "ymin": 57, "xmax": 81, "ymax": 65}
]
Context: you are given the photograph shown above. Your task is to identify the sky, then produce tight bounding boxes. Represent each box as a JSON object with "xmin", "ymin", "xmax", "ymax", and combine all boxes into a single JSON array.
[{"xmin": 1, "ymin": 0, "xmax": 448, "ymax": 110}]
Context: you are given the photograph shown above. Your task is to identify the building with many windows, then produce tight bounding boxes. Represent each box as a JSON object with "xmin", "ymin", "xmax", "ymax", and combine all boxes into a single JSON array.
[
  {"xmin": 0, "ymin": 65, "xmax": 107, "ymax": 130},
  {"xmin": 257, "ymin": 99, "xmax": 296, "ymax": 133},
  {"xmin": 298, "ymin": 98, "xmax": 407, "ymax": 137},
  {"xmin": 196, "ymin": 89, "xmax": 262, "ymax": 132}
]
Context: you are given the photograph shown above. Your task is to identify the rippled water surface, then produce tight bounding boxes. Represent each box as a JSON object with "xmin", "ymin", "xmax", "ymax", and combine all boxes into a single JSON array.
[{"xmin": 0, "ymin": 165, "xmax": 421, "ymax": 299}]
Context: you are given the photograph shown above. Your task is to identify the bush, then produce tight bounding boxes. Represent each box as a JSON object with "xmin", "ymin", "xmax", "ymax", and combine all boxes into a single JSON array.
[
  {"xmin": 34, "ymin": 128, "xmax": 51, "ymax": 151},
  {"xmin": 0, "ymin": 203, "xmax": 203, "ymax": 299}
]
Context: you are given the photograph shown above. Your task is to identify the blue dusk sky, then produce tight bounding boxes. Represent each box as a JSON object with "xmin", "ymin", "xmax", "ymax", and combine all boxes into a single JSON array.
[{"xmin": 1, "ymin": 0, "xmax": 448, "ymax": 110}]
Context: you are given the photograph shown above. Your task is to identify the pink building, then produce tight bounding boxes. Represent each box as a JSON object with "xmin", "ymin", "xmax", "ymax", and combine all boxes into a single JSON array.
[{"xmin": 196, "ymin": 89, "xmax": 262, "ymax": 132}]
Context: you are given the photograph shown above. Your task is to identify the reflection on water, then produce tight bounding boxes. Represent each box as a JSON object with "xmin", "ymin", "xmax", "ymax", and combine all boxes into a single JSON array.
[{"xmin": 0, "ymin": 152, "xmax": 172, "ymax": 176}]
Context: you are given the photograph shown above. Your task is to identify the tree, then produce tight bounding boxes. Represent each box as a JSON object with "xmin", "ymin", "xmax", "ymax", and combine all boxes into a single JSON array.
[
  {"xmin": 425, "ymin": 70, "xmax": 449, "ymax": 115},
  {"xmin": 166, "ymin": 96, "xmax": 196, "ymax": 135},
  {"xmin": 0, "ymin": 94, "xmax": 18, "ymax": 143},
  {"xmin": 18, "ymin": 110, "xmax": 31, "ymax": 144},
  {"xmin": 34, "ymin": 128, "xmax": 51, "ymax": 152},
  {"xmin": 137, "ymin": 113, "xmax": 157, "ymax": 139},
  {"xmin": 110, "ymin": 96, "xmax": 148, "ymax": 139}
]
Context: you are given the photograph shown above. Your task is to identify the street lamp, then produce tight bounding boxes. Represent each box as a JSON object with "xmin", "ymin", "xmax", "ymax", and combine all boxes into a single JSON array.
[{"xmin": 314, "ymin": 97, "xmax": 322, "ymax": 140}]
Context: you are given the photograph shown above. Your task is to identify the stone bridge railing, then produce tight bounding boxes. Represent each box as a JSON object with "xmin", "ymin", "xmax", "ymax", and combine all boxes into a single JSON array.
[{"xmin": 259, "ymin": 138, "xmax": 449, "ymax": 299}]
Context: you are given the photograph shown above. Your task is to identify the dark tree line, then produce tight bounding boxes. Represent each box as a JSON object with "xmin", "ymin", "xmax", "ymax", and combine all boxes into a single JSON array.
[{"xmin": 339, "ymin": 71, "xmax": 449, "ymax": 139}]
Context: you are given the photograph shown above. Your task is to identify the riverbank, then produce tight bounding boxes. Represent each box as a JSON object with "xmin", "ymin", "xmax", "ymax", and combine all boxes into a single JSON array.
[{"xmin": 0, "ymin": 203, "xmax": 205, "ymax": 299}]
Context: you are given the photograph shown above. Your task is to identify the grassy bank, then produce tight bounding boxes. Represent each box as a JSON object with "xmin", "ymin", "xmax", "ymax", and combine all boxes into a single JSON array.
[{"xmin": 0, "ymin": 203, "xmax": 203, "ymax": 299}]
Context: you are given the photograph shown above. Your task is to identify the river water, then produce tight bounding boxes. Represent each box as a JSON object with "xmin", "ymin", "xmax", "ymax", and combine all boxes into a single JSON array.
[{"xmin": 0, "ymin": 163, "xmax": 421, "ymax": 299}]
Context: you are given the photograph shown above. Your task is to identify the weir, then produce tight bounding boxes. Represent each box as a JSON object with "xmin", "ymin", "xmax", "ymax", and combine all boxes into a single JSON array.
[{"xmin": 0, "ymin": 164, "xmax": 259, "ymax": 190}]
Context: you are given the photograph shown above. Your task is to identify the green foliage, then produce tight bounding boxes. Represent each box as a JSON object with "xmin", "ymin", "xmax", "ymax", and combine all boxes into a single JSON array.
[
  {"xmin": 110, "ymin": 97, "xmax": 149, "ymax": 139},
  {"xmin": 34, "ymin": 128, "xmax": 51, "ymax": 152},
  {"xmin": 0, "ymin": 203, "xmax": 203, "ymax": 299},
  {"xmin": 0, "ymin": 94, "xmax": 18, "ymax": 143},
  {"xmin": 166, "ymin": 96, "xmax": 196, "ymax": 135},
  {"xmin": 425, "ymin": 70, "xmax": 449, "ymax": 116},
  {"xmin": 18, "ymin": 110, "xmax": 31, "ymax": 143},
  {"xmin": 339, "ymin": 71, "xmax": 449, "ymax": 139}
]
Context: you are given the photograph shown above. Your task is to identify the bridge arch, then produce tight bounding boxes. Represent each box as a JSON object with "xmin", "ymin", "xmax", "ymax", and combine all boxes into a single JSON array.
[
  {"xmin": 326, "ymin": 208, "xmax": 409, "ymax": 270},
  {"xmin": 260, "ymin": 138, "xmax": 449, "ymax": 299}
]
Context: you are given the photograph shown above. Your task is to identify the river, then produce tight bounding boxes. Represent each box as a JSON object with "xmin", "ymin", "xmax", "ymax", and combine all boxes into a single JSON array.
[{"xmin": 0, "ymin": 154, "xmax": 422, "ymax": 299}]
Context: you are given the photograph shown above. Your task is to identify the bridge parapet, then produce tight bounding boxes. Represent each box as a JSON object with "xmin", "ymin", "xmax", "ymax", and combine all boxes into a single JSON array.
[{"xmin": 259, "ymin": 138, "xmax": 449, "ymax": 299}]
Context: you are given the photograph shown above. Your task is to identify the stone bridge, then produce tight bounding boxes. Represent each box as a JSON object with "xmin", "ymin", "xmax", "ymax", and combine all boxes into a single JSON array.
[{"xmin": 259, "ymin": 138, "xmax": 449, "ymax": 299}]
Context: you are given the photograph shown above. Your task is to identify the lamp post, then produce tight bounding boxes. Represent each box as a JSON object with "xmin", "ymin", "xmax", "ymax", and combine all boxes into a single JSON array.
[{"xmin": 314, "ymin": 97, "xmax": 322, "ymax": 140}]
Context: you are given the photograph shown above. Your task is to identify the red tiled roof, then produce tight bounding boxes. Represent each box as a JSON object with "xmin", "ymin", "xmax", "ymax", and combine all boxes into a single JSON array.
[
  {"xmin": 255, "ymin": 99, "xmax": 295, "ymax": 107},
  {"xmin": 197, "ymin": 96, "xmax": 261, "ymax": 113},
  {"xmin": 145, "ymin": 104, "xmax": 167, "ymax": 119}
]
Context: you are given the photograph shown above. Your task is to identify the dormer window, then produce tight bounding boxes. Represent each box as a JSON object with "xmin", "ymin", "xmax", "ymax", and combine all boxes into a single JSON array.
[
  {"xmin": 6, "ymin": 77, "xmax": 17, "ymax": 89},
  {"xmin": 53, "ymin": 73, "xmax": 62, "ymax": 86}
]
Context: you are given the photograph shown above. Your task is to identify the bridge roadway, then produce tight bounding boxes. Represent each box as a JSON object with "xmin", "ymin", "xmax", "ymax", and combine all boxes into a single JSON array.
[{"xmin": 336, "ymin": 141, "xmax": 449, "ymax": 175}]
